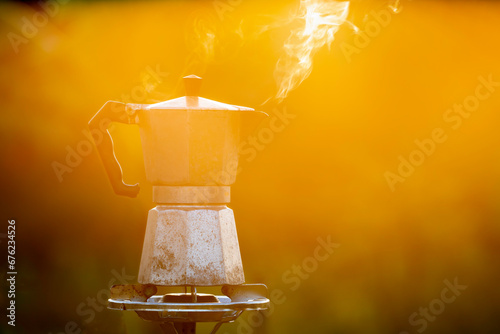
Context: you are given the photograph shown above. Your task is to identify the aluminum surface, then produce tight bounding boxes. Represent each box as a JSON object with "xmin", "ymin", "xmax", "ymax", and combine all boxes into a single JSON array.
[{"xmin": 138, "ymin": 205, "xmax": 245, "ymax": 286}]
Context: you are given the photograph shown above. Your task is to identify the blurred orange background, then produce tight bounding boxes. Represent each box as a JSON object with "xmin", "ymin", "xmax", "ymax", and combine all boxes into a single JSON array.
[{"xmin": 1, "ymin": 0, "xmax": 500, "ymax": 333}]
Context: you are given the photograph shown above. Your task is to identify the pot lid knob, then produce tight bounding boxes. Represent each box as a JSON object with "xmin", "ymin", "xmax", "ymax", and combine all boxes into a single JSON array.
[{"xmin": 183, "ymin": 74, "xmax": 202, "ymax": 97}]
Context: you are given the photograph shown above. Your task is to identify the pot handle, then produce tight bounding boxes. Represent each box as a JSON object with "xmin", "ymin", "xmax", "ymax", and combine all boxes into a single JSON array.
[{"xmin": 88, "ymin": 101, "xmax": 140, "ymax": 198}]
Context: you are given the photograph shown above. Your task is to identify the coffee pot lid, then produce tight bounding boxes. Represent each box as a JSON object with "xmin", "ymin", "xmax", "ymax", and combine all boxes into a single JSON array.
[{"xmin": 145, "ymin": 75, "xmax": 254, "ymax": 111}]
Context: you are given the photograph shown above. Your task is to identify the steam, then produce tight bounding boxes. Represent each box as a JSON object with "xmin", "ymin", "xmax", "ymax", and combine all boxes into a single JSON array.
[{"xmin": 273, "ymin": 0, "xmax": 349, "ymax": 102}]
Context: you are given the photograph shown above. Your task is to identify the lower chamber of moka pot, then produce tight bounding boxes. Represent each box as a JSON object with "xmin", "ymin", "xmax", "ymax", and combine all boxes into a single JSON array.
[{"xmin": 108, "ymin": 284, "xmax": 270, "ymax": 334}]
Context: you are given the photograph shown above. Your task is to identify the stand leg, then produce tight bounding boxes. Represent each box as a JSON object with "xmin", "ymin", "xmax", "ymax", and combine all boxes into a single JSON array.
[
  {"xmin": 160, "ymin": 322, "xmax": 196, "ymax": 334},
  {"xmin": 209, "ymin": 322, "xmax": 224, "ymax": 334}
]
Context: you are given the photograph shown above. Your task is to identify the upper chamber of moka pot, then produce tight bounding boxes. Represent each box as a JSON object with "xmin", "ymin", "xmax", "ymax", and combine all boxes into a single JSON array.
[
  {"xmin": 90, "ymin": 74, "xmax": 267, "ymax": 203},
  {"xmin": 137, "ymin": 75, "xmax": 267, "ymax": 204}
]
